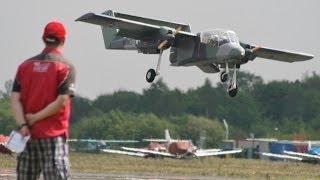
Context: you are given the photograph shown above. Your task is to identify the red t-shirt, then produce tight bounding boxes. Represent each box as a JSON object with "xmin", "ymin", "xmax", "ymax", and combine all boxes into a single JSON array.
[{"xmin": 12, "ymin": 48, "xmax": 76, "ymax": 138}]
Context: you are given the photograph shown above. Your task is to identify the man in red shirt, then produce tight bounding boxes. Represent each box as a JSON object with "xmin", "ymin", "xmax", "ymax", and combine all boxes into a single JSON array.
[{"xmin": 11, "ymin": 21, "xmax": 76, "ymax": 180}]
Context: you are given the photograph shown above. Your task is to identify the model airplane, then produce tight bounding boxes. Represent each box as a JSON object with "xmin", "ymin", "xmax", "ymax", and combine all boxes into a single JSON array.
[
  {"xmin": 76, "ymin": 10, "xmax": 314, "ymax": 97},
  {"xmin": 261, "ymin": 144, "xmax": 320, "ymax": 164},
  {"xmin": 0, "ymin": 135, "xmax": 12, "ymax": 155},
  {"xmin": 283, "ymin": 150, "xmax": 320, "ymax": 163},
  {"xmin": 102, "ymin": 129, "xmax": 242, "ymax": 159}
]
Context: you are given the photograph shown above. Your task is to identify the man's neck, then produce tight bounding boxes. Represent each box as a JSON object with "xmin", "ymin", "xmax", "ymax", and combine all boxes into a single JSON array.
[{"xmin": 43, "ymin": 46, "xmax": 63, "ymax": 55}]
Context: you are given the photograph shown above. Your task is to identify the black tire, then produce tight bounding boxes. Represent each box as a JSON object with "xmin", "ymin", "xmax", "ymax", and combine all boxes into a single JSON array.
[
  {"xmin": 146, "ymin": 69, "xmax": 156, "ymax": 83},
  {"xmin": 228, "ymin": 84, "xmax": 238, "ymax": 97},
  {"xmin": 220, "ymin": 72, "xmax": 228, "ymax": 82}
]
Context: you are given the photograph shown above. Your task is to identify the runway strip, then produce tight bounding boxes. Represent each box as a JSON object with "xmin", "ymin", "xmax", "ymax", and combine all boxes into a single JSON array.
[{"xmin": 0, "ymin": 169, "xmax": 241, "ymax": 180}]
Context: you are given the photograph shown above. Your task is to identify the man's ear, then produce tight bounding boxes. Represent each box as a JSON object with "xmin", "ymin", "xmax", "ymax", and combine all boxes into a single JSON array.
[{"xmin": 60, "ymin": 38, "xmax": 66, "ymax": 45}]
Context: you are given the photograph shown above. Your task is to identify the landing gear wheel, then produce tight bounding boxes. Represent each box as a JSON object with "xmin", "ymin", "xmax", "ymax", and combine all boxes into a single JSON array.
[
  {"xmin": 146, "ymin": 69, "xmax": 156, "ymax": 83},
  {"xmin": 228, "ymin": 84, "xmax": 238, "ymax": 97},
  {"xmin": 220, "ymin": 71, "xmax": 229, "ymax": 82}
]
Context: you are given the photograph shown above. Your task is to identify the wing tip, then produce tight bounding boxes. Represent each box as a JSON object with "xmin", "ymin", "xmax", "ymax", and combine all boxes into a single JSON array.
[
  {"xmin": 305, "ymin": 54, "xmax": 314, "ymax": 60},
  {"xmin": 297, "ymin": 53, "xmax": 314, "ymax": 61},
  {"xmin": 75, "ymin": 12, "xmax": 96, "ymax": 22}
]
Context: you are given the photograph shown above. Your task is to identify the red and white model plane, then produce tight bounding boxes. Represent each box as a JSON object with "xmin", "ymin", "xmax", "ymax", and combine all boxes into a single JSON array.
[{"xmin": 103, "ymin": 129, "xmax": 242, "ymax": 159}]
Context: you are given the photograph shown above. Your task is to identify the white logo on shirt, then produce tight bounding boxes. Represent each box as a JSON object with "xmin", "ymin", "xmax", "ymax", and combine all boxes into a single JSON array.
[{"xmin": 33, "ymin": 62, "xmax": 50, "ymax": 72}]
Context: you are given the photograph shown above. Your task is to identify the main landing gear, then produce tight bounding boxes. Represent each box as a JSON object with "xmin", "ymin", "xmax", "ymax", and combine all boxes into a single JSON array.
[
  {"xmin": 220, "ymin": 63, "xmax": 229, "ymax": 83},
  {"xmin": 220, "ymin": 63, "xmax": 238, "ymax": 97},
  {"xmin": 146, "ymin": 49, "xmax": 164, "ymax": 83}
]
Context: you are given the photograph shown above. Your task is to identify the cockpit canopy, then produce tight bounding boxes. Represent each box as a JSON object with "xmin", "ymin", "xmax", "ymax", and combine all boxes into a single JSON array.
[{"xmin": 199, "ymin": 29, "xmax": 239, "ymax": 47}]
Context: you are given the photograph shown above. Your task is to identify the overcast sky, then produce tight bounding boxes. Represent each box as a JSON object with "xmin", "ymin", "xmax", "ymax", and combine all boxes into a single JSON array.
[{"xmin": 1, "ymin": 0, "xmax": 319, "ymax": 99}]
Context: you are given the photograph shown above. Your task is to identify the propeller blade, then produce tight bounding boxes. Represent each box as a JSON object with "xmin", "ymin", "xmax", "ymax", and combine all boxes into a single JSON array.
[
  {"xmin": 173, "ymin": 26, "xmax": 182, "ymax": 35},
  {"xmin": 251, "ymin": 46, "xmax": 261, "ymax": 53},
  {"xmin": 158, "ymin": 26, "xmax": 182, "ymax": 50}
]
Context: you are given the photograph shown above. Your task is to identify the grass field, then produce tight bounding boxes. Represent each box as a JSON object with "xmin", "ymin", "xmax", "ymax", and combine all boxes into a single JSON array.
[{"xmin": 1, "ymin": 152, "xmax": 320, "ymax": 179}]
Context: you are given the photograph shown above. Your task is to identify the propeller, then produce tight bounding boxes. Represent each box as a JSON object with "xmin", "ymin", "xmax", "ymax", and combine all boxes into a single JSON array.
[
  {"xmin": 241, "ymin": 44, "xmax": 261, "ymax": 63},
  {"xmin": 251, "ymin": 46, "xmax": 261, "ymax": 53},
  {"xmin": 158, "ymin": 26, "xmax": 182, "ymax": 50}
]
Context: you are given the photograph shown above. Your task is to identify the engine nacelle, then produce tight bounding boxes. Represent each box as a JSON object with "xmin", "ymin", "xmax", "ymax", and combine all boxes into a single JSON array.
[
  {"xmin": 241, "ymin": 49, "xmax": 256, "ymax": 63},
  {"xmin": 159, "ymin": 26, "xmax": 176, "ymax": 48}
]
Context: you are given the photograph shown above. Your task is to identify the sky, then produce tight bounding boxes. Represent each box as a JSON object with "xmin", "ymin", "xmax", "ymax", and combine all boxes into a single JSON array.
[{"xmin": 1, "ymin": 0, "xmax": 319, "ymax": 99}]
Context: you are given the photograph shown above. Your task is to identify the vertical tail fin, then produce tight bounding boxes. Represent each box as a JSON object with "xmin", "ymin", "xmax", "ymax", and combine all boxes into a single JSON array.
[
  {"xmin": 100, "ymin": 10, "xmax": 137, "ymax": 50},
  {"xmin": 100, "ymin": 10, "xmax": 117, "ymax": 49},
  {"xmin": 308, "ymin": 141, "xmax": 312, "ymax": 151},
  {"xmin": 165, "ymin": 129, "xmax": 171, "ymax": 141},
  {"xmin": 101, "ymin": 26, "xmax": 118, "ymax": 49}
]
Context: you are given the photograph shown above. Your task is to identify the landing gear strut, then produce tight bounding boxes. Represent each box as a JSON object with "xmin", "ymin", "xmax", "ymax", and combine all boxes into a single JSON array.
[
  {"xmin": 146, "ymin": 49, "xmax": 163, "ymax": 83},
  {"xmin": 220, "ymin": 63, "xmax": 229, "ymax": 83},
  {"xmin": 227, "ymin": 64, "xmax": 238, "ymax": 97}
]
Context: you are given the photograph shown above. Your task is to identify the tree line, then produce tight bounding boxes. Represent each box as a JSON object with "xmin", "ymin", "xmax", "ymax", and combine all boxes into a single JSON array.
[{"xmin": 1, "ymin": 71, "xmax": 320, "ymax": 147}]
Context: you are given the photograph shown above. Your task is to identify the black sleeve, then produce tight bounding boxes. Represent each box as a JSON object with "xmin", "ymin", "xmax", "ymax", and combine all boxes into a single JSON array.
[
  {"xmin": 58, "ymin": 64, "xmax": 76, "ymax": 97},
  {"xmin": 12, "ymin": 78, "xmax": 21, "ymax": 92}
]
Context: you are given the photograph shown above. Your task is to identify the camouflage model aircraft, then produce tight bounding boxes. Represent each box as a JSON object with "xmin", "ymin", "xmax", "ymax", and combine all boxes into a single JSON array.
[{"xmin": 76, "ymin": 10, "xmax": 314, "ymax": 97}]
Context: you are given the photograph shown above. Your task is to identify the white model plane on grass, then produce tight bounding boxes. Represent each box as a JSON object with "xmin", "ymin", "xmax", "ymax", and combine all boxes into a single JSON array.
[
  {"xmin": 102, "ymin": 129, "xmax": 242, "ymax": 159},
  {"xmin": 261, "ymin": 142, "xmax": 320, "ymax": 164},
  {"xmin": 283, "ymin": 150, "xmax": 320, "ymax": 163}
]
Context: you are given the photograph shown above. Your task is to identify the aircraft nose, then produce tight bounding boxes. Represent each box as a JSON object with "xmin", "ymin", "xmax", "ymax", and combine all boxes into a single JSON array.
[{"xmin": 230, "ymin": 45, "xmax": 245, "ymax": 59}]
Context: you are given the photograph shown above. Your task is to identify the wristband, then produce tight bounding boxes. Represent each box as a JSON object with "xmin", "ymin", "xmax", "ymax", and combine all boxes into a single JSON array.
[{"xmin": 18, "ymin": 123, "xmax": 28, "ymax": 130}]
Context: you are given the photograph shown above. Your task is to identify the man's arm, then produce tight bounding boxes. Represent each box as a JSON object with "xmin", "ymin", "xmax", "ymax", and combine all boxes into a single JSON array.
[
  {"xmin": 26, "ymin": 94, "xmax": 70, "ymax": 126},
  {"xmin": 11, "ymin": 92, "xmax": 30, "ymax": 136}
]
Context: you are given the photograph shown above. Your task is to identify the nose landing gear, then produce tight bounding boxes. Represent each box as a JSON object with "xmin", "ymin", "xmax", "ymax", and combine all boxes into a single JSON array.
[
  {"xmin": 228, "ymin": 83, "xmax": 238, "ymax": 97},
  {"xmin": 221, "ymin": 63, "xmax": 238, "ymax": 97},
  {"xmin": 227, "ymin": 64, "xmax": 238, "ymax": 97}
]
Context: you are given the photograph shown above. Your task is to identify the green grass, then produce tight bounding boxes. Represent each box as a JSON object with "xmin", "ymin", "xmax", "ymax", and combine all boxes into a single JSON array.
[{"xmin": 1, "ymin": 152, "xmax": 320, "ymax": 179}]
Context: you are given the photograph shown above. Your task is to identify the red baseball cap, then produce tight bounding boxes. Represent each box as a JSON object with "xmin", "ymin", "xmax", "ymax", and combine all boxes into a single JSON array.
[{"xmin": 42, "ymin": 21, "xmax": 66, "ymax": 43}]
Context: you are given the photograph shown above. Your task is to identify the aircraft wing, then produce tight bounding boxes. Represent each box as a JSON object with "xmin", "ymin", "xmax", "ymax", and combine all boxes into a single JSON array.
[
  {"xmin": 121, "ymin": 147, "xmax": 175, "ymax": 158},
  {"xmin": 142, "ymin": 139, "xmax": 168, "ymax": 143},
  {"xmin": 197, "ymin": 148, "xmax": 221, "ymax": 153},
  {"xmin": 76, "ymin": 12, "xmax": 197, "ymax": 41},
  {"xmin": 243, "ymin": 44, "xmax": 314, "ymax": 62},
  {"xmin": 195, "ymin": 149, "xmax": 242, "ymax": 157},
  {"xmin": 101, "ymin": 149, "xmax": 146, "ymax": 157},
  {"xmin": 261, "ymin": 152, "xmax": 303, "ymax": 161},
  {"xmin": 283, "ymin": 151, "xmax": 320, "ymax": 161}
]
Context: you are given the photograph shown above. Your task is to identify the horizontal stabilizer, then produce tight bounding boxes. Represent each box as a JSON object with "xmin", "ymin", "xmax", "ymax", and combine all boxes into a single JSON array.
[
  {"xmin": 111, "ymin": 10, "xmax": 192, "ymax": 32},
  {"xmin": 76, "ymin": 12, "xmax": 197, "ymax": 41}
]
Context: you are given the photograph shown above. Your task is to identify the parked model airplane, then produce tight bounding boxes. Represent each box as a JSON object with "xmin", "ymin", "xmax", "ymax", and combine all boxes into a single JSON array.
[
  {"xmin": 76, "ymin": 10, "xmax": 314, "ymax": 97},
  {"xmin": 261, "ymin": 143, "xmax": 320, "ymax": 164},
  {"xmin": 0, "ymin": 135, "xmax": 12, "ymax": 155},
  {"xmin": 283, "ymin": 150, "xmax": 320, "ymax": 163},
  {"xmin": 102, "ymin": 129, "xmax": 242, "ymax": 159}
]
